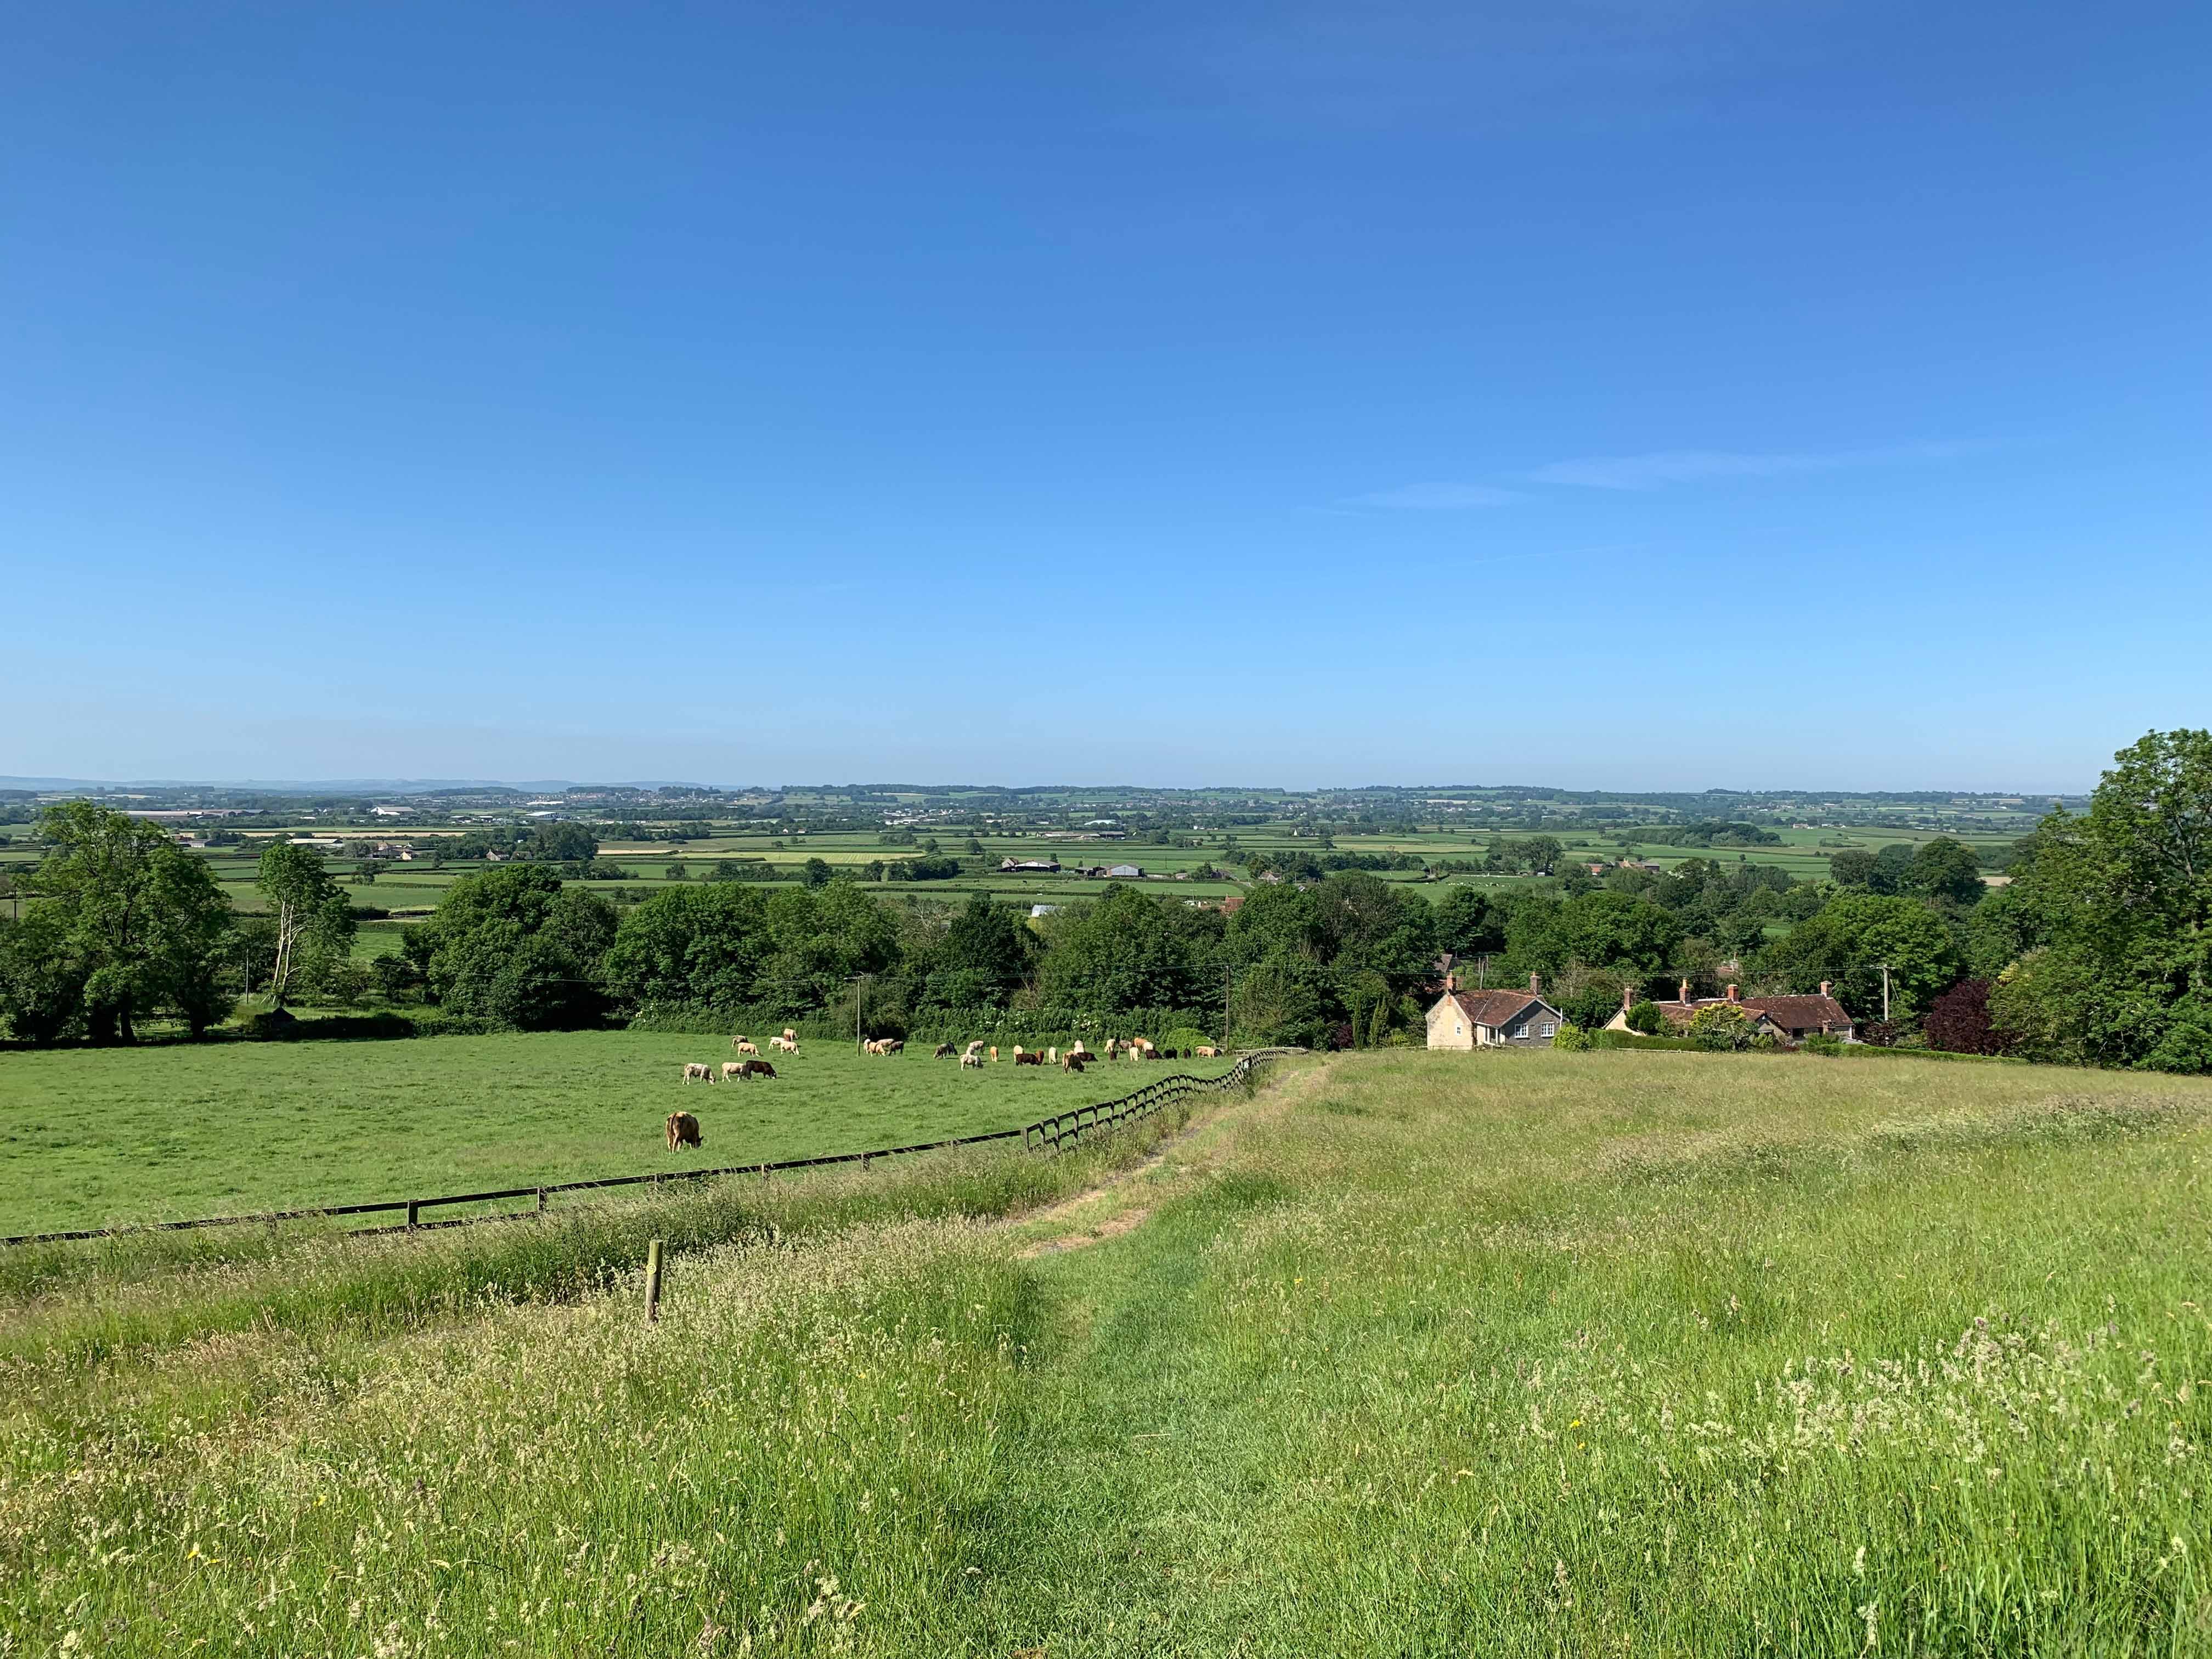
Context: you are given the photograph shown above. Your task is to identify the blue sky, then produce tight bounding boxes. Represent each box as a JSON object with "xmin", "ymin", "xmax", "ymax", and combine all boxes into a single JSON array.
[{"xmin": 3, "ymin": 2, "xmax": 2205, "ymax": 791}]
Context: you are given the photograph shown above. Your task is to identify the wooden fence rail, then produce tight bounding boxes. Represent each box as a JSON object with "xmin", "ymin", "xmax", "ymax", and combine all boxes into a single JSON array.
[{"xmin": 2, "ymin": 1050, "xmax": 1294, "ymax": 1248}]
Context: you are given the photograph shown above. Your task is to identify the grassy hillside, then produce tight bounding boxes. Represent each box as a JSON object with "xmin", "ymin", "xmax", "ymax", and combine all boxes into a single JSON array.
[
  {"xmin": 3, "ymin": 1049, "xmax": 2207, "ymax": 1653},
  {"xmin": 0, "ymin": 1034, "xmax": 1229, "ymax": 1234}
]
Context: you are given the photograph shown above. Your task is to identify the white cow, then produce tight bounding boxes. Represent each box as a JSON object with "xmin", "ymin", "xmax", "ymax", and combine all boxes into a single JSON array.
[{"xmin": 682, "ymin": 1063, "xmax": 713, "ymax": 1084}]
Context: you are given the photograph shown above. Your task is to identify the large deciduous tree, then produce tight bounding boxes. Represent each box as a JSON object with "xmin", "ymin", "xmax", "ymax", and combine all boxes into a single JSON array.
[
  {"xmin": 601, "ymin": 883, "xmax": 772, "ymax": 1012},
  {"xmin": 257, "ymin": 842, "xmax": 353, "ymax": 1007},
  {"xmin": 1988, "ymin": 729, "xmax": 2212, "ymax": 1070},
  {"xmin": 1758, "ymin": 891, "xmax": 1960, "ymax": 1022},
  {"xmin": 2, "ymin": 802, "xmax": 233, "ymax": 1042},
  {"xmin": 410, "ymin": 864, "xmax": 618, "ymax": 1029}
]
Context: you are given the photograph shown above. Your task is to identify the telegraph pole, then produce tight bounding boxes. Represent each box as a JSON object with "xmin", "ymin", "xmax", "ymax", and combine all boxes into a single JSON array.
[
  {"xmin": 1222, "ymin": 964, "xmax": 1232, "ymax": 1052},
  {"xmin": 1876, "ymin": 963, "xmax": 1892, "ymax": 1023}
]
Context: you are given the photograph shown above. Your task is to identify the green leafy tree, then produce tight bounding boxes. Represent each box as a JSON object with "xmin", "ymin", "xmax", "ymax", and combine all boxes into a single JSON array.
[
  {"xmin": 257, "ymin": 843, "xmax": 351, "ymax": 1007},
  {"xmin": 1433, "ymin": 885, "xmax": 1509, "ymax": 957},
  {"xmin": 9, "ymin": 802, "xmax": 234, "ymax": 1041},
  {"xmin": 1907, "ymin": 837, "xmax": 1983, "ymax": 907},
  {"xmin": 928, "ymin": 893, "xmax": 1037, "ymax": 1006},
  {"xmin": 414, "ymin": 864, "xmax": 617, "ymax": 1029},
  {"xmin": 1869, "ymin": 843, "xmax": 1918, "ymax": 895},
  {"xmin": 602, "ymin": 883, "xmax": 773, "ymax": 1011},
  {"xmin": 1037, "ymin": 885, "xmax": 1218, "ymax": 1012},
  {"xmin": 802, "ymin": 857, "xmax": 833, "ymax": 889},
  {"xmin": 1988, "ymin": 729, "xmax": 2212, "ymax": 1069},
  {"xmin": 1624, "ymin": 1000, "xmax": 1667, "ymax": 1035},
  {"xmin": 1758, "ymin": 891, "xmax": 1961, "ymax": 1022}
]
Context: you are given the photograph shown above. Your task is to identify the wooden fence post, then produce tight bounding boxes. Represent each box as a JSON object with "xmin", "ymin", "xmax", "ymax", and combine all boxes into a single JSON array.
[
  {"xmin": 537, "ymin": 1186, "xmax": 548, "ymax": 1215},
  {"xmin": 644, "ymin": 1238, "xmax": 665, "ymax": 1323},
  {"xmin": 405, "ymin": 1200, "xmax": 420, "ymax": 1231}
]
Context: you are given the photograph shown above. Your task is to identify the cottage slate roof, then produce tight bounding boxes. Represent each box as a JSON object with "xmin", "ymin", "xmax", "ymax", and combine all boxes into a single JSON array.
[
  {"xmin": 1448, "ymin": 990, "xmax": 1552, "ymax": 1029},
  {"xmin": 1740, "ymin": 993, "xmax": 1853, "ymax": 1031},
  {"xmin": 1650, "ymin": 994, "xmax": 1852, "ymax": 1032}
]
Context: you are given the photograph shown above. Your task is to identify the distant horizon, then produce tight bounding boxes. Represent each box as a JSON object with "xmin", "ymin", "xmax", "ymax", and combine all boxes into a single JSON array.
[{"xmin": 0, "ymin": 772, "xmax": 2094, "ymax": 800}]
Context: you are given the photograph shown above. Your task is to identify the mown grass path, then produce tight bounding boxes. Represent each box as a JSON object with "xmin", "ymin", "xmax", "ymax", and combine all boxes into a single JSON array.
[{"xmin": 945, "ymin": 1052, "xmax": 2212, "ymax": 1654}]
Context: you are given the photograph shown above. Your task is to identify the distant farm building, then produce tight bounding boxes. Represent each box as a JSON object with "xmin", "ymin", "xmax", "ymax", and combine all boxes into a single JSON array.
[
  {"xmin": 1000, "ymin": 857, "xmax": 1062, "ymax": 873},
  {"xmin": 1105, "ymin": 865, "xmax": 1144, "ymax": 879}
]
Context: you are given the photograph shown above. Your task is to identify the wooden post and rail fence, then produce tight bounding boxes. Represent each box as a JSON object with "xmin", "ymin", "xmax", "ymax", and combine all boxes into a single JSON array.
[{"xmin": 3, "ymin": 1049, "xmax": 1296, "ymax": 1249}]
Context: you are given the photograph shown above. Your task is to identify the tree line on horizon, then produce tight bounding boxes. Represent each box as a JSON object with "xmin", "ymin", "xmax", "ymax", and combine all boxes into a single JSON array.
[{"xmin": 2, "ymin": 731, "xmax": 2208, "ymax": 1069}]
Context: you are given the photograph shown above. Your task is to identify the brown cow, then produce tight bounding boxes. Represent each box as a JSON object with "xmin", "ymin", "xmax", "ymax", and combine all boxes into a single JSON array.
[
  {"xmin": 665, "ymin": 1110, "xmax": 703, "ymax": 1150},
  {"xmin": 934, "ymin": 1042, "xmax": 957, "ymax": 1059},
  {"xmin": 1062, "ymin": 1052, "xmax": 1088, "ymax": 1073},
  {"xmin": 738, "ymin": 1058, "xmax": 777, "ymax": 1080}
]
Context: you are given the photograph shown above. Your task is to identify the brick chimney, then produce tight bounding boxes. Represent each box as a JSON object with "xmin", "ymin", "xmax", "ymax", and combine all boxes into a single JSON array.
[
  {"xmin": 1725, "ymin": 984, "xmax": 1740, "ymax": 1003},
  {"xmin": 1444, "ymin": 973, "xmax": 1457, "ymax": 994},
  {"xmin": 1678, "ymin": 978, "xmax": 1692, "ymax": 1005},
  {"xmin": 1819, "ymin": 980, "xmax": 1832, "ymax": 998},
  {"xmin": 1620, "ymin": 984, "xmax": 1635, "ymax": 1013},
  {"xmin": 1528, "ymin": 972, "xmax": 1542, "ymax": 995}
]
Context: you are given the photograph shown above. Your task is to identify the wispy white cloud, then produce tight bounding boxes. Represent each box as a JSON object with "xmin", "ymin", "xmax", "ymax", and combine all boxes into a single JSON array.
[
  {"xmin": 1345, "ymin": 481, "xmax": 1524, "ymax": 510},
  {"xmin": 1530, "ymin": 441, "xmax": 1977, "ymax": 491}
]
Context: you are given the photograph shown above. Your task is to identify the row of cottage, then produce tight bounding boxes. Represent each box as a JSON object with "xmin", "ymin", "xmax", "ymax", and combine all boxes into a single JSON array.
[{"xmin": 1425, "ymin": 974, "xmax": 1855, "ymax": 1050}]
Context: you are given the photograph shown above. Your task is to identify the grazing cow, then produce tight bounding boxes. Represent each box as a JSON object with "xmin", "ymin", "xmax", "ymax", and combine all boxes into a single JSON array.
[
  {"xmin": 682, "ymin": 1063, "xmax": 713, "ymax": 1084},
  {"xmin": 1194, "ymin": 1045, "xmax": 1219, "ymax": 1058},
  {"xmin": 721, "ymin": 1061, "xmax": 745, "ymax": 1082},
  {"xmin": 781, "ymin": 1028, "xmax": 798, "ymax": 1042},
  {"xmin": 934, "ymin": 1042, "xmax": 957, "ymax": 1059},
  {"xmin": 739, "ymin": 1058, "xmax": 777, "ymax": 1080},
  {"xmin": 961, "ymin": 1051, "xmax": 984, "ymax": 1069},
  {"xmin": 1129, "ymin": 1037, "xmax": 1157, "ymax": 1059},
  {"xmin": 665, "ymin": 1110, "xmax": 703, "ymax": 1150},
  {"xmin": 989, "ymin": 1046, "xmax": 998, "ymax": 1063},
  {"xmin": 1062, "ymin": 1052, "xmax": 1087, "ymax": 1073},
  {"xmin": 1014, "ymin": 1048, "xmax": 1044, "ymax": 1066},
  {"xmin": 1069, "ymin": 1040, "xmax": 1088, "ymax": 1057},
  {"xmin": 769, "ymin": 1034, "xmax": 797, "ymax": 1053},
  {"xmin": 1160, "ymin": 1048, "xmax": 1178, "ymax": 1060},
  {"xmin": 1046, "ymin": 1047, "xmax": 1058, "ymax": 1063},
  {"xmin": 1102, "ymin": 1037, "xmax": 1121, "ymax": 1060},
  {"xmin": 733, "ymin": 1039, "xmax": 760, "ymax": 1057},
  {"xmin": 963, "ymin": 1039, "xmax": 985, "ymax": 1058},
  {"xmin": 730, "ymin": 1035, "xmax": 751, "ymax": 1051}
]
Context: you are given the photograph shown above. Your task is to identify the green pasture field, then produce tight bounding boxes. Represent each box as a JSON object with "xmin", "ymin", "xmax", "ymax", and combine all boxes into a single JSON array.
[
  {"xmin": 0, "ymin": 1033, "xmax": 1231, "ymax": 1234},
  {"xmin": 4, "ymin": 1048, "xmax": 2207, "ymax": 1653}
]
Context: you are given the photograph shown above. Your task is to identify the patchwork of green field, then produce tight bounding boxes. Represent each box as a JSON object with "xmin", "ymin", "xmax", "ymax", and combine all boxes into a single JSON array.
[
  {"xmin": 0, "ymin": 1034, "xmax": 1229, "ymax": 1234},
  {"xmin": 0, "ymin": 814, "xmax": 2027, "ymax": 926},
  {"xmin": 3, "ymin": 1048, "xmax": 2205, "ymax": 1652}
]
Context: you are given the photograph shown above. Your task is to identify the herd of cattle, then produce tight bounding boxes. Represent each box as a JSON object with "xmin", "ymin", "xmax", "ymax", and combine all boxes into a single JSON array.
[
  {"xmin": 660, "ymin": 1029, "xmax": 1224, "ymax": 1153},
  {"xmin": 675, "ymin": 1030, "xmax": 1218, "ymax": 1086}
]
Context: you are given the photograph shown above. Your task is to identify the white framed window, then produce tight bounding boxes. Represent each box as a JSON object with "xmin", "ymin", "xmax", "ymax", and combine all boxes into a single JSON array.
[{"xmin": 1539, "ymin": 1022, "xmax": 1556, "ymax": 1038}]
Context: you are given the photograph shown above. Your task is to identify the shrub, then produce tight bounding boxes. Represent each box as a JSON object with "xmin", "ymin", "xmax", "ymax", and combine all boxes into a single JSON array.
[
  {"xmin": 1551, "ymin": 1023, "xmax": 1594, "ymax": 1051},
  {"xmin": 1686, "ymin": 1004, "xmax": 1757, "ymax": 1051},
  {"xmin": 1803, "ymin": 1031, "xmax": 1844, "ymax": 1057},
  {"xmin": 1624, "ymin": 1000, "xmax": 1667, "ymax": 1035}
]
